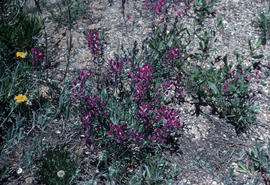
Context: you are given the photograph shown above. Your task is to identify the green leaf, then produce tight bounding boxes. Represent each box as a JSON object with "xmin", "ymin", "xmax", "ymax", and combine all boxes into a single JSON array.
[
  {"xmin": 237, "ymin": 161, "xmax": 249, "ymax": 173},
  {"xmin": 196, "ymin": 33, "xmax": 204, "ymax": 41},
  {"xmin": 196, "ymin": 26, "xmax": 202, "ymax": 32},
  {"xmin": 255, "ymin": 38, "xmax": 263, "ymax": 48},
  {"xmin": 210, "ymin": 30, "xmax": 215, "ymax": 37},
  {"xmin": 209, "ymin": 48, "xmax": 217, "ymax": 53},
  {"xmin": 217, "ymin": 18, "xmax": 223, "ymax": 29},
  {"xmin": 248, "ymin": 40, "xmax": 253, "ymax": 52},
  {"xmin": 199, "ymin": 41, "xmax": 205, "ymax": 50},
  {"xmin": 252, "ymin": 54, "xmax": 264, "ymax": 59},
  {"xmin": 144, "ymin": 165, "xmax": 151, "ymax": 179},
  {"xmin": 262, "ymin": 37, "xmax": 266, "ymax": 45},
  {"xmin": 207, "ymin": 81, "xmax": 218, "ymax": 94},
  {"xmin": 194, "ymin": 53, "xmax": 202, "ymax": 60}
]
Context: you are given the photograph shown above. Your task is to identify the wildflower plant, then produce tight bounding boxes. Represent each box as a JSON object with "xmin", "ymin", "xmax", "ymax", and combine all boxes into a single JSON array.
[
  {"xmin": 193, "ymin": 56, "xmax": 259, "ymax": 132},
  {"xmin": 144, "ymin": 15, "xmax": 190, "ymax": 81},
  {"xmin": 186, "ymin": 22, "xmax": 262, "ymax": 132},
  {"xmin": 237, "ymin": 141, "xmax": 270, "ymax": 184},
  {"xmin": 143, "ymin": 0, "xmax": 195, "ymax": 18},
  {"xmin": 72, "ymin": 52, "xmax": 182, "ymax": 151},
  {"xmin": 193, "ymin": 0, "xmax": 216, "ymax": 25},
  {"xmin": 85, "ymin": 29, "xmax": 105, "ymax": 62},
  {"xmin": 129, "ymin": 153, "xmax": 179, "ymax": 185},
  {"xmin": 72, "ymin": 29, "xmax": 184, "ymax": 181},
  {"xmin": 38, "ymin": 146, "xmax": 78, "ymax": 185},
  {"xmin": 256, "ymin": 6, "xmax": 270, "ymax": 45}
]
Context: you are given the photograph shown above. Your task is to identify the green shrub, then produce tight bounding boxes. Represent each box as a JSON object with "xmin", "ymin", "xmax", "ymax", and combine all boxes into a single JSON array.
[{"xmin": 257, "ymin": 6, "xmax": 270, "ymax": 45}]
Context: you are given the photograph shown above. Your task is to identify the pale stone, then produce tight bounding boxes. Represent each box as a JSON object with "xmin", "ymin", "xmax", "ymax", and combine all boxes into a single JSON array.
[
  {"xmin": 25, "ymin": 177, "xmax": 33, "ymax": 184},
  {"xmin": 17, "ymin": 168, "xmax": 23, "ymax": 174},
  {"xmin": 55, "ymin": 130, "xmax": 61, "ymax": 134}
]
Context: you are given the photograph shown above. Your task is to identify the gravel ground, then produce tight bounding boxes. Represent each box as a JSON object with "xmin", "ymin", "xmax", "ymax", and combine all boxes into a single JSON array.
[{"xmin": 6, "ymin": 0, "xmax": 270, "ymax": 184}]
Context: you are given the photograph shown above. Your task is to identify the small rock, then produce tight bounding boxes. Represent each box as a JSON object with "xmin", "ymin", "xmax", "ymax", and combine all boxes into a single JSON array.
[
  {"xmin": 261, "ymin": 81, "xmax": 267, "ymax": 86},
  {"xmin": 25, "ymin": 177, "xmax": 33, "ymax": 184},
  {"xmin": 17, "ymin": 168, "xmax": 23, "ymax": 175},
  {"xmin": 55, "ymin": 130, "xmax": 61, "ymax": 134}
]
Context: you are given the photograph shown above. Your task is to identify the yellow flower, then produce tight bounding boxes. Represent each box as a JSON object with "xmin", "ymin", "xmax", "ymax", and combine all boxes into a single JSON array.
[
  {"xmin": 15, "ymin": 94, "xmax": 27, "ymax": 103},
  {"xmin": 16, "ymin": 51, "xmax": 27, "ymax": 58}
]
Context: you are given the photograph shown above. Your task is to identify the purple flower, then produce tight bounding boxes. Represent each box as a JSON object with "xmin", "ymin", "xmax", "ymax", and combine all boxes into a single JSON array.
[
  {"xmin": 222, "ymin": 81, "xmax": 229, "ymax": 91},
  {"xmin": 108, "ymin": 57, "xmax": 124, "ymax": 74},
  {"xmin": 85, "ymin": 30, "xmax": 104, "ymax": 57},
  {"xmin": 127, "ymin": 15, "xmax": 131, "ymax": 20},
  {"xmin": 132, "ymin": 63, "xmax": 154, "ymax": 102},
  {"xmin": 143, "ymin": 2, "xmax": 148, "ymax": 7},
  {"xmin": 31, "ymin": 48, "xmax": 45, "ymax": 66},
  {"xmin": 230, "ymin": 70, "xmax": 235, "ymax": 76},
  {"xmin": 134, "ymin": 130, "xmax": 139, "ymax": 136},
  {"xmin": 166, "ymin": 46, "xmax": 182, "ymax": 60},
  {"xmin": 254, "ymin": 70, "xmax": 259, "ymax": 75}
]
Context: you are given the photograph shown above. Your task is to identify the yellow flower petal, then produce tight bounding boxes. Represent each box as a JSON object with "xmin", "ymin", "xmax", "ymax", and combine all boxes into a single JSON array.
[
  {"xmin": 15, "ymin": 94, "xmax": 27, "ymax": 103},
  {"xmin": 16, "ymin": 52, "xmax": 27, "ymax": 58}
]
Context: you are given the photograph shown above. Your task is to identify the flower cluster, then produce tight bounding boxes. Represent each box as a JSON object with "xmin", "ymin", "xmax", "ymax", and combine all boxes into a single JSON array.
[
  {"xmin": 71, "ymin": 69, "xmax": 93, "ymax": 102},
  {"xmin": 73, "ymin": 57, "xmax": 182, "ymax": 149},
  {"xmin": 221, "ymin": 68, "xmax": 261, "ymax": 101},
  {"xmin": 106, "ymin": 101, "xmax": 181, "ymax": 146},
  {"xmin": 131, "ymin": 63, "xmax": 154, "ymax": 102},
  {"xmin": 144, "ymin": 0, "xmax": 167, "ymax": 15},
  {"xmin": 108, "ymin": 57, "xmax": 124, "ymax": 74},
  {"xmin": 161, "ymin": 77, "xmax": 183, "ymax": 96},
  {"xmin": 85, "ymin": 29, "xmax": 104, "ymax": 58},
  {"xmin": 135, "ymin": 102, "xmax": 181, "ymax": 144},
  {"xmin": 173, "ymin": 0, "xmax": 194, "ymax": 16},
  {"xmin": 143, "ymin": 0, "xmax": 193, "ymax": 17},
  {"xmin": 107, "ymin": 63, "xmax": 181, "ymax": 146},
  {"xmin": 165, "ymin": 46, "xmax": 182, "ymax": 60},
  {"xmin": 154, "ymin": 106, "xmax": 181, "ymax": 133},
  {"xmin": 107, "ymin": 123, "xmax": 145, "ymax": 145},
  {"xmin": 80, "ymin": 94, "xmax": 109, "ymax": 146},
  {"xmin": 31, "ymin": 48, "xmax": 45, "ymax": 63}
]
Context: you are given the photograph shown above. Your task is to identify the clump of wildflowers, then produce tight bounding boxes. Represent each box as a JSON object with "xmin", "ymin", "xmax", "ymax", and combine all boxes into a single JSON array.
[
  {"xmin": 143, "ymin": 0, "xmax": 194, "ymax": 17},
  {"xmin": 131, "ymin": 63, "xmax": 154, "ymax": 102},
  {"xmin": 85, "ymin": 29, "xmax": 104, "ymax": 59},
  {"xmin": 71, "ymin": 69, "xmax": 93, "ymax": 103},
  {"xmin": 72, "ymin": 52, "xmax": 182, "ymax": 151},
  {"xmin": 205, "ymin": 65, "xmax": 259, "ymax": 131},
  {"xmin": 166, "ymin": 46, "xmax": 182, "ymax": 60},
  {"xmin": 173, "ymin": 0, "xmax": 194, "ymax": 16}
]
